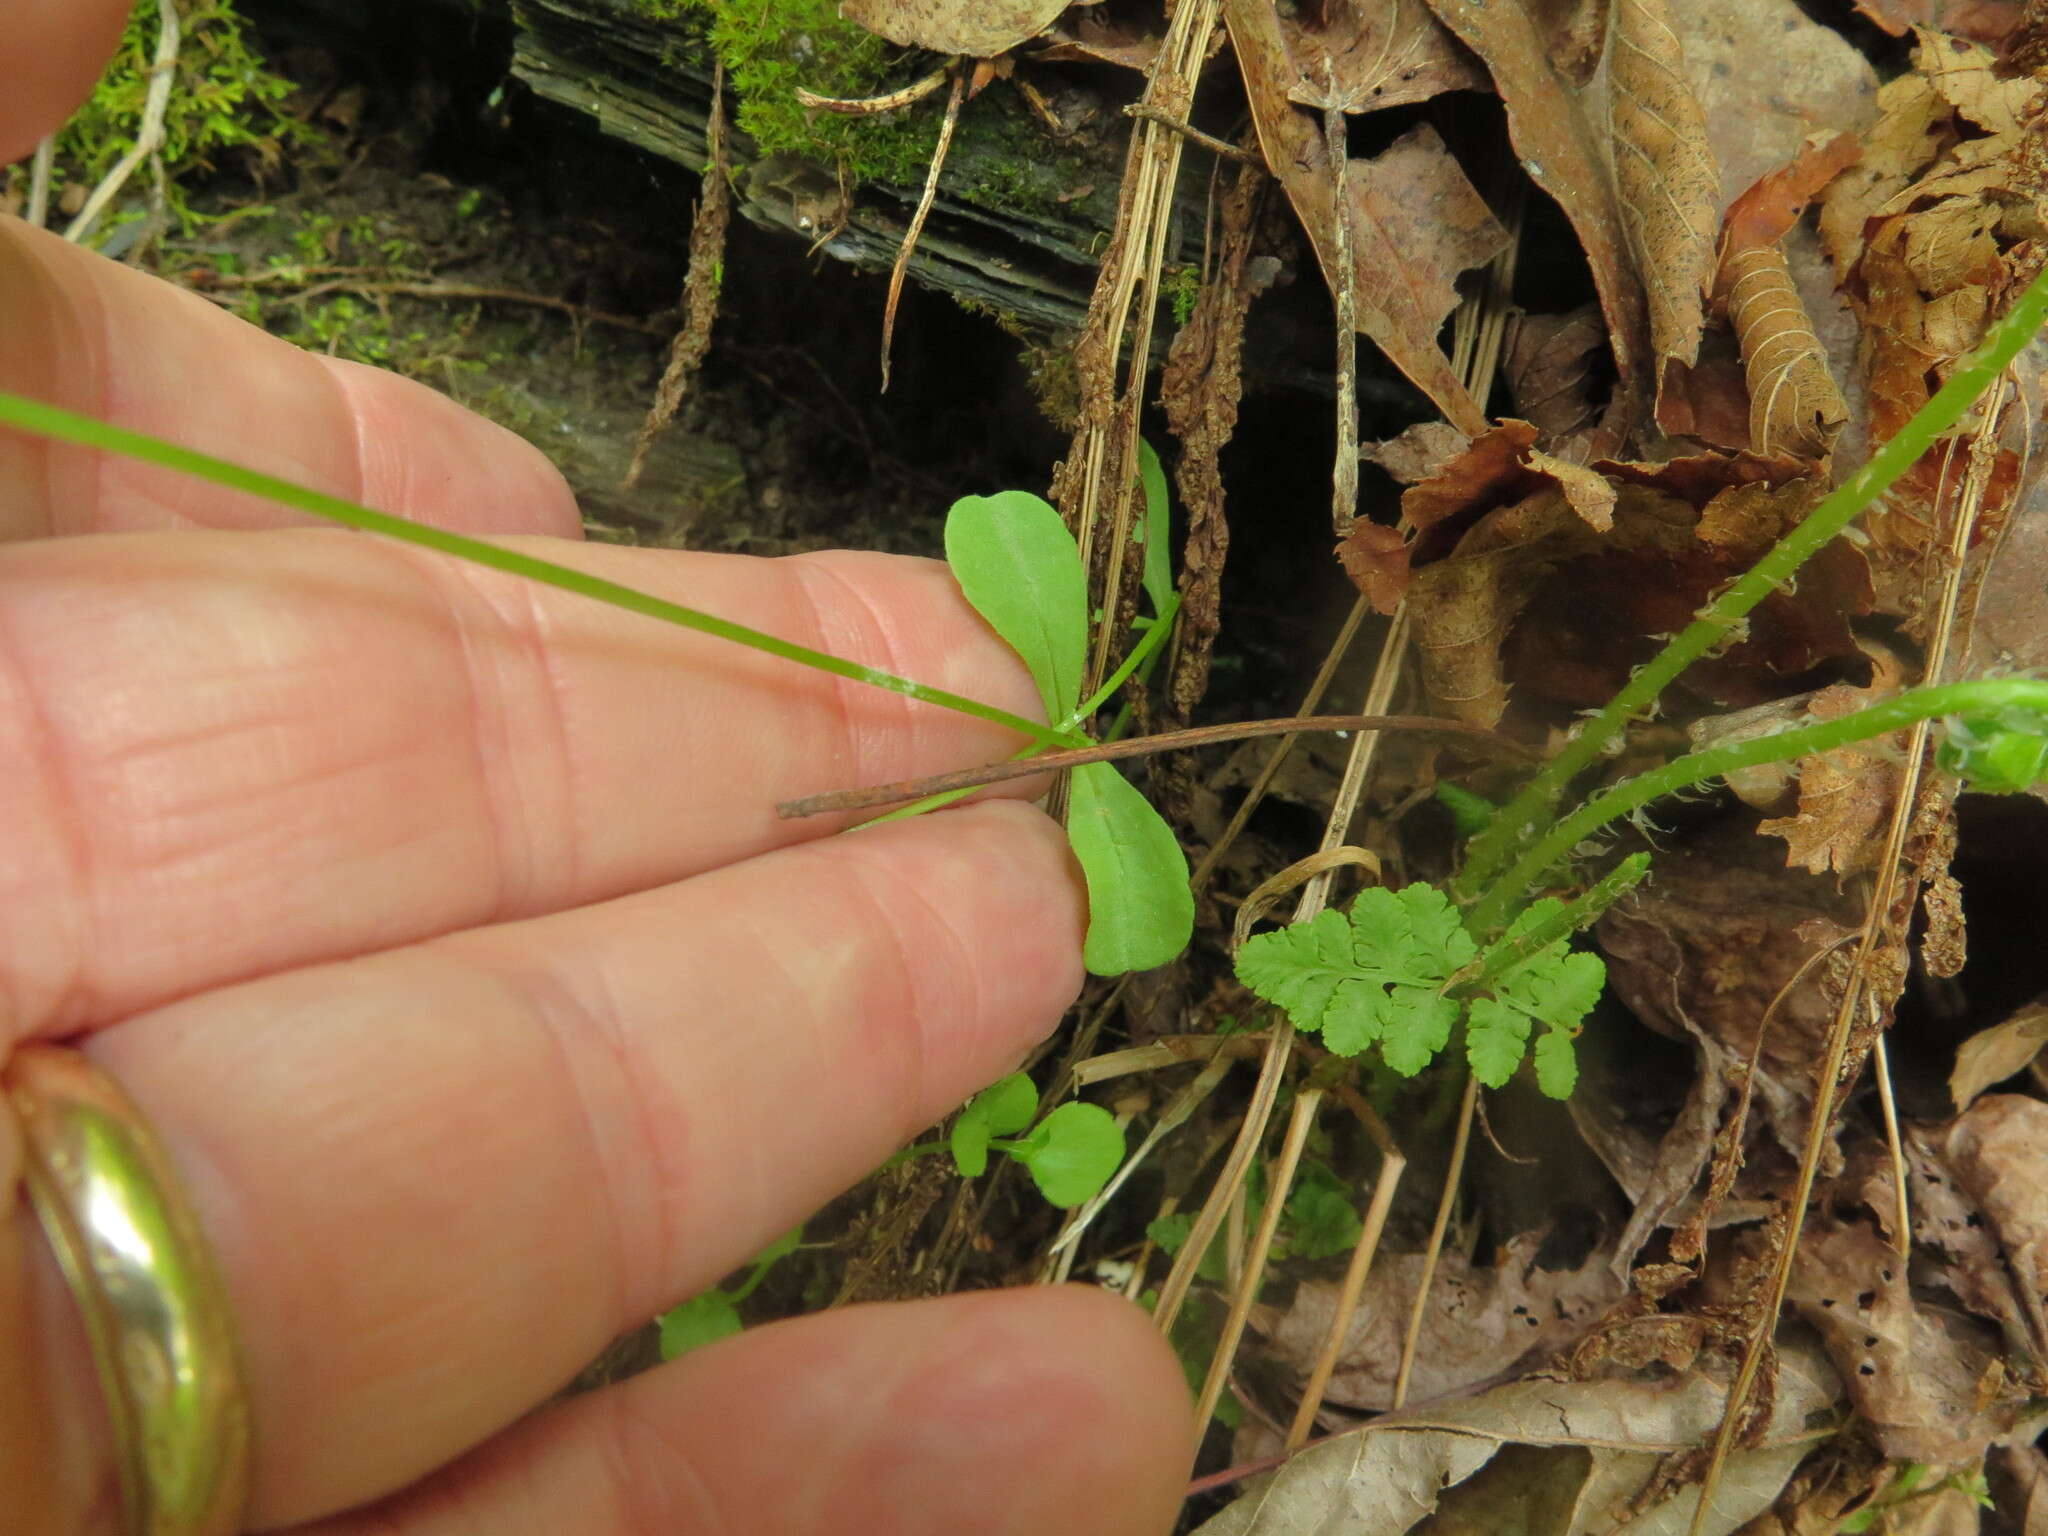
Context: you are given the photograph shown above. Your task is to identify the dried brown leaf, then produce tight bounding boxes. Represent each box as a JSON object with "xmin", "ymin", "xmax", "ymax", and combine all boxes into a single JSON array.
[
  {"xmin": 1755, "ymin": 682, "xmax": 1905, "ymax": 878},
  {"xmin": 1362, "ymin": 421, "xmax": 1472, "ymax": 486},
  {"xmin": 1504, "ymin": 305, "xmax": 1608, "ymax": 445},
  {"xmin": 1853, "ymin": 0, "xmax": 2031, "ymax": 44},
  {"xmin": 1723, "ymin": 244, "xmax": 1850, "ymax": 459},
  {"xmin": 1720, "ymin": 132, "xmax": 1864, "ymax": 255},
  {"xmin": 1421, "ymin": 0, "xmax": 1651, "ymax": 438},
  {"xmin": 1193, "ymin": 1335, "xmax": 1840, "ymax": 1536},
  {"xmin": 1945, "ymin": 1094, "xmax": 2048, "ymax": 1304},
  {"xmin": 1263, "ymin": 1231, "xmax": 1623, "ymax": 1411},
  {"xmin": 841, "ymin": 0, "xmax": 1067, "ymax": 57},
  {"xmin": 1788, "ymin": 1214, "xmax": 2022, "ymax": 1463},
  {"xmin": 1950, "ymin": 1001, "xmax": 2048, "ymax": 1110},
  {"xmin": 1278, "ymin": 0, "xmax": 1485, "ymax": 113},
  {"xmin": 1605, "ymin": 0, "xmax": 1721, "ymax": 370},
  {"xmin": 1226, "ymin": 0, "xmax": 1493, "ymax": 433},
  {"xmin": 1409, "ymin": 516, "xmax": 1574, "ymax": 725}
]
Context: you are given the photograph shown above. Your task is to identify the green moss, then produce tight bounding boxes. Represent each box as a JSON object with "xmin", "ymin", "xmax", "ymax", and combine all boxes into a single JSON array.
[
  {"xmin": 52, "ymin": 0, "xmax": 318, "ymax": 243},
  {"xmin": 665, "ymin": 0, "xmax": 939, "ymax": 186}
]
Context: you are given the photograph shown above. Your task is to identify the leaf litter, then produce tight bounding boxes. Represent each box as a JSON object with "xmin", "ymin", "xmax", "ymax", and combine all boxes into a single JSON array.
[{"xmin": 800, "ymin": 0, "xmax": 2048, "ymax": 1527}]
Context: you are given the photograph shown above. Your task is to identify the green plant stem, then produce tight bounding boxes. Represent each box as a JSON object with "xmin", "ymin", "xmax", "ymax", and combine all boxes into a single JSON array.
[
  {"xmin": 1458, "ymin": 261, "xmax": 2048, "ymax": 896},
  {"xmin": 0, "ymin": 389, "xmax": 1076, "ymax": 748},
  {"xmin": 1457, "ymin": 852, "xmax": 1651, "ymax": 993},
  {"xmin": 1070, "ymin": 594, "xmax": 1180, "ymax": 726},
  {"xmin": 1466, "ymin": 678, "xmax": 2048, "ymax": 933}
]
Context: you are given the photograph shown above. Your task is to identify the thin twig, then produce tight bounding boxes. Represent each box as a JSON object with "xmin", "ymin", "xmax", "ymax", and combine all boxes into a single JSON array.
[
  {"xmin": 1321, "ymin": 71, "xmax": 1358, "ymax": 540},
  {"xmin": 196, "ymin": 276, "xmax": 667, "ymax": 335},
  {"xmin": 777, "ymin": 711, "xmax": 1528, "ymax": 818},
  {"xmin": 1392, "ymin": 1074, "xmax": 1477, "ymax": 1407},
  {"xmin": 67, "ymin": 0, "xmax": 181, "ymax": 247},
  {"xmin": 880, "ymin": 68, "xmax": 964, "ymax": 393},
  {"xmin": 1122, "ymin": 104, "xmax": 1263, "ymax": 166},
  {"xmin": 1688, "ymin": 375, "xmax": 2013, "ymax": 1535},
  {"xmin": 796, "ymin": 67, "xmax": 950, "ymax": 116}
]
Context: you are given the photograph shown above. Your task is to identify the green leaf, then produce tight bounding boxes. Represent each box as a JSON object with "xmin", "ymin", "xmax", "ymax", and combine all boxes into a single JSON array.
[
  {"xmin": 1466, "ymin": 998, "xmax": 1534, "ymax": 1088},
  {"xmin": 1465, "ymin": 914, "xmax": 1603, "ymax": 1097},
  {"xmin": 1146, "ymin": 1212, "xmax": 1196, "ymax": 1255},
  {"xmin": 1068, "ymin": 761, "xmax": 1195, "ymax": 974},
  {"xmin": 1007, "ymin": 1101, "xmax": 1125, "ymax": 1206},
  {"xmin": 1235, "ymin": 884, "xmax": 1476, "ymax": 1077},
  {"xmin": 1534, "ymin": 1027, "xmax": 1580, "ymax": 1099},
  {"xmin": 1135, "ymin": 439, "xmax": 1174, "ymax": 620},
  {"xmin": 1280, "ymin": 1167, "xmax": 1363, "ymax": 1260},
  {"xmin": 658, "ymin": 1292, "xmax": 743, "ymax": 1360},
  {"xmin": 944, "ymin": 490, "xmax": 1088, "ymax": 719},
  {"xmin": 1939, "ymin": 708, "xmax": 2048, "ymax": 794},
  {"xmin": 951, "ymin": 1071, "xmax": 1038, "ymax": 1176}
]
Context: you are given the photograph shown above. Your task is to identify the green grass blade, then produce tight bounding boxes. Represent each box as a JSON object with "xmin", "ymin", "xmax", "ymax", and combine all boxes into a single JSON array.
[{"xmin": 0, "ymin": 390, "xmax": 1069, "ymax": 747}]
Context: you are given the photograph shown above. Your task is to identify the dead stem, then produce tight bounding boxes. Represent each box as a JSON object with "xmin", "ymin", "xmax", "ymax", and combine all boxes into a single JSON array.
[
  {"xmin": 1194, "ymin": 1086, "xmax": 1326, "ymax": 1441},
  {"xmin": 1688, "ymin": 375, "xmax": 2014, "ymax": 1534},
  {"xmin": 628, "ymin": 60, "xmax": 733, "ymax": 488},
  {"xmin": 776, "ymin": 710, "xmax": 1528, "ymax": 818},
  {"xmin": 879, "ymin": 68, "xmax": 964, "ymax": 393},
  {"xmin": 1392, "ymin": 1074, "xmax": 1478, "ymax": 1407}
]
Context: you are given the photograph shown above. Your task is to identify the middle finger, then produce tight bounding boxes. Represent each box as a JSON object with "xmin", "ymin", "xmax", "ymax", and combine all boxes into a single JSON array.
[{"xmin": 2, "ymin": 529, "xmax": 1044, "ymax": 1039}]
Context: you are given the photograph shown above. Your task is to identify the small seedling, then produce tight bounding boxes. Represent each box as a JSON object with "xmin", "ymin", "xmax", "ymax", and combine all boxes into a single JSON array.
[
  {"xmin": 1234, "ymin": 883, "xmax": 1603, "ymax": 1098},
  {"xmin": 656, "ymin": 1225, "xmax": 802, "ymax": 1359},
  {"xmin": 894, "ymin": 1072, "xmax": 1125, "ymax": 1208},
  {"xmin": 942, "ymin": 461, "xmax": 1194, "ymax": 975}
]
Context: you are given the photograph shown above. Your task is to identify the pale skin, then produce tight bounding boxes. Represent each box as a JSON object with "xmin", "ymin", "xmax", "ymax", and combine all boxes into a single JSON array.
[{"xmin": 0, "ymin": 5, "xmax": 1193, "ymax": 1531}]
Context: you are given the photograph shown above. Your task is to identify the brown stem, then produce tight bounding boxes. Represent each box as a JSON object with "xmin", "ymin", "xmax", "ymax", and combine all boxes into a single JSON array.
[{"xmin": 776, "ymin": 713, "xmax": 1532, "ymax": 819}]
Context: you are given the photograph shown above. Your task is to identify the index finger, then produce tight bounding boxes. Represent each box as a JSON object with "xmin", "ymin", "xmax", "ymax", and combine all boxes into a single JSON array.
[{"xmin": 0, "ymin": 0, "xmax": 127, "ymax": 166}]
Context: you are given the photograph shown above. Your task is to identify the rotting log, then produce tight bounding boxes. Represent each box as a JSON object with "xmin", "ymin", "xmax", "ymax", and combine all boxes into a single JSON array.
[{"xmin": 512, "ymin": 0, "xmax": 1188, "ymax": 338}]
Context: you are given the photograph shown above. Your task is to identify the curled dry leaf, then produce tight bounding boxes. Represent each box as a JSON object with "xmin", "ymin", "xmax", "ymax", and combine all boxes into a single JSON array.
[
  {"xmin": 1604, "ymin": 0, "xmax": 1720, "ymax": 372},
  {"xmin": 841, "ymin": 0, "xmax": 1068, "ymax": 58},
  {"xmin": 1193, "ymin": 1334, "xmax": 1840, "ymax": 1536},
  {"xmin": 1718, "ymin": 132, "xmax": 1864, "ymax": 256},
  {"xmin": 1260, "ymin": 1231, "xmax": 1624, "ymax": 1412},
  {"xmin": 1722, "ymin": 244, "xmax": 1851, "ymax": 460},
  {"xmin": 1949, "ymin": 999, "xmax": 2048, "ymax": 1110}
]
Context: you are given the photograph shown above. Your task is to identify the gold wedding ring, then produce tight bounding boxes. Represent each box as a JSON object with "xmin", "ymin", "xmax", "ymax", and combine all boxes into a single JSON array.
[{"xmin": 5, "ymin": 1044, "xmax": 250, "ymax": 1536}]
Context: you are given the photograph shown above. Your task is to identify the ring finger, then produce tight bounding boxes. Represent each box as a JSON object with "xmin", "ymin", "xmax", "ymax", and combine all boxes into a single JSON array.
[{"xmin": 59, "ymin": 800, "xmax": 1086, "ymax": 1527}]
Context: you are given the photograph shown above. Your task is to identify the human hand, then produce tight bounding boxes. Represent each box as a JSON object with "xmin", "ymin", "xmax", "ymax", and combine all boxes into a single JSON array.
[{"xmin": 0, "ymin": 7, "xmax": 1193, "ymax": 1532}]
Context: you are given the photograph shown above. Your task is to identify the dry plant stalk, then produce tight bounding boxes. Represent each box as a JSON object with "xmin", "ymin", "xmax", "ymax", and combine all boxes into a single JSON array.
[
  {"xmin": 1724, "ymin": 243, "xmax": 1849, "ymax": 458},
  {"xmin": 1057, "ymin": 0, "xmax": 1226, "ymax": 698},
  {"xmin": 1689, "ymin": 380, "xmax": 2014, "ymax": 1534},
  {"xmin": 879, "ymin": 68, "xmax": 966, "ymax": 393},
  {"xmin": 626, "ymin": 63, "xmax": 731, "ymax": 489}
]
